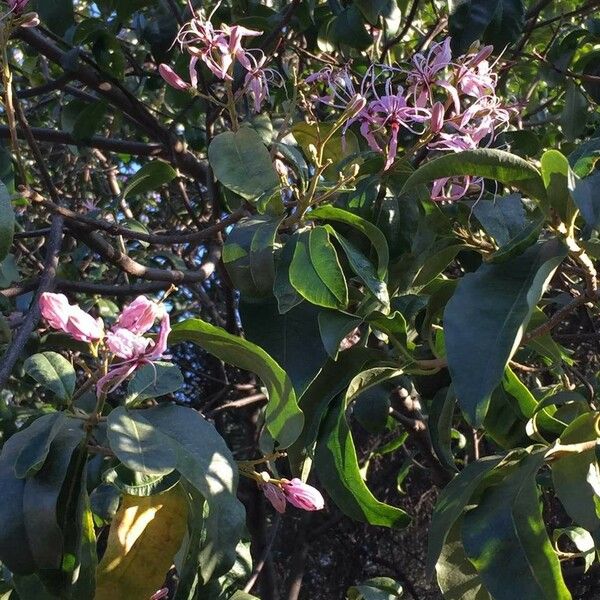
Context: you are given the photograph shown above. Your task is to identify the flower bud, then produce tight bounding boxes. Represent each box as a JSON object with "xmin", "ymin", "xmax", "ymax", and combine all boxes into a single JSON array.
[
  {"xmin": 159, "ymin": 64, "xmax": 191, "ymax": 91},
  {"xmin": 116, "ymin": 295, "xmax": 162, "ymax": 335},
  {"xmin": 65, "ymin": 310, "xmax": 104, "ymax": 343},
  {"xmin": 18, "ymin": 11, "xmax": 39, "ymax": 27},
  {"xmin": 470, "ymin": 45, "xmax": 494, "ymax": 67},
  {"xmin": 344, "ymin": 94, "xmax": 367, "ymax": 120},
  {"xmin": 39, "ymin": 293, "xmax": 71, "ymax": 331},
  {"xmin": 430, "ymin": 101, "xmax": 445, "ymax": 133},
  {"xmin": 262, "ymin": 483, "xmax": 287, "ymax": 513},
  {"xmin": 282, "ymin": 478, "xmax": 324, "ymax": 511},
  {"xmin": 8, "ymin": 0, "xmax": 29, "ymax": 13}
]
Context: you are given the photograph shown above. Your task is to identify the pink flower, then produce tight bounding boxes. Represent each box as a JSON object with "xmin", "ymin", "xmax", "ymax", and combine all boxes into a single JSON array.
[
  {"xmin": 8, "ymin": 0, "xmax": 29, "ymax": 13},
  {"xmin": 64, "ymin": 311, "xmax": 104, "ymax": 344},
  {"xmin": 116, "ymin": 296, "xmax": 163, "ymax": 335},
  {"xmin": 282, "ymin": 478, "xmax": 325, "ymax": 511},
  {"xmin": 430, "ymin": 101, "xmax": 445, "ymax": 133},
  {"xmin": 97, "ymin": 313, "xmax": 171, "ymax": 393},
  {"xmin": 159, "ymin": 64, "xmax": 191, "ymax": 91},
  {"xmin": 106, "ymin": 328, "xmax": 152, "ymax": 360},
  {"xmin": 262, "ymin": 483, "xmax": 287, "ymax": 513},
  {"xmin": 39, "ymin": 293, "xmax": 104, "ymax": 343},
  {"xmin": 39, "ymin": 292, "xmax": 70, "ymax": 331}
]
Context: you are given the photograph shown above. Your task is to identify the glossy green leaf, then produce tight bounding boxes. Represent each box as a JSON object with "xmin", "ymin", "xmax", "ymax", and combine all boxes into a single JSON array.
[
  {"xmin": 122, "ymin": 161, "xmax": 177, "ymax": 200},
  {"xmin": 462, "ymin": 451, "xmax": 571, "ymax": 600},
  {"xmin": 429, "ymin": 387, "xmax": 459, "ymax": 473},
  {"xmin": 289, "ymin": 227, "xmax": 348, "ymax": 310},
  {"xmin": 413, "ymin": 244, "xmax": 465, "ymax": 287},
  {"xmin": 561, "ymin": 81, "xmax": 588, "ymax": 141},
  {"xmin": 486, "ymin": 215, "xmax": 543, "ymax": 263},
  {"xmin": 208, "ymin": 126, "xmax": 279, "ymax": 200},
  {"xmin": 318, "ymin": 310, "xmax": 363, "ymax": 359},
  {"xmin": 0, "ymin": 183, "xmax": 14, "ymax": 262},
  {"xmin": 347, "ymin": 577, "xmax": 403, "ymax": 600},
  {"xmin": 309, "ymin": 205, "xmax": 390, "ymax": 278},
  {"xmin": 240, "ymin": 299, "xmax": 327, "ymax": 394},
  {"xmin": 32, "ymin": 0, "xmax": 75, "ymax": 35},
  {"xmin": 170, "ymin": 318, "xmax": 303, "ymax": 448},
  {"xmin": 107, "ymin": 405, "xmax": 245, "ymax": 582},
  {"xmin": 292, "ymin": 122, "xmax": 360, "ymax": 178},
  {"xmin": 328, "ymin": 227, "xmax": 389, "ymax": 306},
  {"xmin": 444, "ymin": 239, "xmax": 567, "ymax": 426},
  {"xmin": 315, "ymin": 395, "xmax": 410, "ymax": 528},
  {"xmin": 436, "ymin": 520, "xmax": 490, "ymax": 600},
  {"xmin": 426, "ymin": 456, "xmax": 503, "ymax": 577},
  {"xmin": 401, "ymin": 149, "xmax": 546, "ymax": 202},
  {"xmin": 552, "ymin": 413, "xmax": 600, "ymax": 533},
  {"xmin": 14, "ymin": 412, "xmax": 69, "ymax": 478},
  {"xmin": 449, "ymin": 0, "xmax": 525, "ymax": 54},
  {"xmin": 223, "ymin": 216, "xmax": 281, "ymax": 298},
  {"xmin": 540, "ymin": 150, "xmax": 577, "ymax": 225},
  {"xmin": 23, "ymin": 352, "xmax": 76, "ymax": 401},
  {"xmin": 125, "ymin": 362, "xmax": 184, "ymax": 405},
  {"xmin": 274, "ymin": 234, "xmax": 303, "ymax": 313}
]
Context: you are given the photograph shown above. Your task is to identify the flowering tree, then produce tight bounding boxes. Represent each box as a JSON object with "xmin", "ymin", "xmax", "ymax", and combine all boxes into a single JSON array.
[{"xmin": 0, "ymin": 0, "xmax": 599, "ymax": 598}]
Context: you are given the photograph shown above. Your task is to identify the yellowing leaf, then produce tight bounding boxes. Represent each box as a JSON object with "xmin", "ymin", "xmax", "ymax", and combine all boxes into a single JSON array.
[{"xmin": 95, "ymin": 484, "xmax": 188, "ymax": 600}]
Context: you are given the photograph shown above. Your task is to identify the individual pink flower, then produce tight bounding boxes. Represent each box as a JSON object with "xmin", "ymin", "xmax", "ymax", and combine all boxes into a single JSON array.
[
  {"xmin": 159, "ymin": 64, "xmax": 191, "ymax": 91},
  {"xmin": 116, "ymin": 296, "xmax": 163, "ymax": 335},
  {"xmin": 106, "ymin": 328, "xmax": 152, "ymax": 360},
  {"xmin": 8, "ymin": 0, "xmax": 29, "ymax": 13},
  {"xmin": 39, "ymin": 292, "xmax": 71, "ymax": 331},
  {"xmin": 39, "ymin": 292, "xmax": 104, "ymax": 343},
  {"xmin": 64, "ymin": 310, "xmax": 104, "ymax": 344},
  {"xmin": 97, "ymin": 313, "xmax": 171, "ymax": 393},
  {"xmin": 262, "ymin": 483, "xmax": 287, "ymax": 513},
  {"xmin": 282, "ymin": 478, "xmax": 325, "ymax": 511}
]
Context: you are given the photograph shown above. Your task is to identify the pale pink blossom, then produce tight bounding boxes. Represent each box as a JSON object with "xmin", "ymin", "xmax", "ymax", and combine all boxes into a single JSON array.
[
  {"xmin": 39, "ymin": 292, "xmax": 71, "ymax": 331},
  {"xmin": 262, "ymin": 483, "xmax": 287, "ymax": 513},
  {"xmin": 39, "ymin": 293, "xmax": 104, "ymax": 343},
  {"xmin": 150, "ymin": 589, "xmax": 169, "ymax": 600},
  {"xmin": 97, "ymin": 313, "xmax": 171, "ymax": 393},
  {"xmin": 117, "ymin": 296, "xmax": 163, "ymax": 335},
  {"xmin": 282, "ymin": 478, "xmax": 325, "ymax": 511}
]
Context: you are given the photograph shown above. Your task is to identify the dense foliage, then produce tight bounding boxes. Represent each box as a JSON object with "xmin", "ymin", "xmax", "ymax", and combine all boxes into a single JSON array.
[{"xmin": 0, "ymin": 0, "xmax": 599, "ymax": 598}]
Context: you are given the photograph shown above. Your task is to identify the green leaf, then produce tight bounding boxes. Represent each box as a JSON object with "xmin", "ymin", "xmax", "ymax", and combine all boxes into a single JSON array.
[
  {"xmin": 354, "ymin": 0, "xmax": 397, "ymax": 25},
  {"xmin": 125, "ymin": 362, "xmax": 184, "ymax": 405},
  {"xmin": 208, "ymin": 127, "xmax": 279, "ymax": 200},
  {"xmin": 486, "ymin": 215, "xmax": 544, "ymax": 264},
  {"xmin": 551, "ymin": 413, "xmax": 600, "ymax": 533},
  {"xmin": 413, "ymin": 244, "xmax": 465, "ymax": 288},
  {"xmin": 436, "ymin": 520, "xmax": 490, "ymax": 600},
  {"xmin": 352, "ymin": 385, "xmax": 391, "ymax": 435},
  {"xmin": 449, "ymin": 0, "xmax": 525, "ymax": 55},
  {"xmin": 239, "ymin": 299, "xmax": 328, "ymax": 394},
  {"xmin": 0, "ymin": 183, "xmax": 14, "ymax": 262},
  {"xmin": 23, "ymin": 422, "xmax": 86, "ymax": 572},
  {"xmin": 429, "ymin": 387, "xmax": 459, "ymax": 474},
  {"xmin": 274, "ymin": 234, "xmax": 303, "ymax": 313},
  {"xmin": 71, "ymin": 101, "xmax": 108, "ymax": 142},
  {"xmin": 347, "ymin": 577, "xmax": 403, "ymax": 600},
  {"xmin": 315, "ymin": 396, "xmax": 410, "ymax": 528},
  {"xmin": 572, "ymin": 172, "xmax": 600, "ymax": 230},
  {"xmin": 327, "ymin": 227, "xmax": 389, "ymax": 307},
  {"xmin": 444, "ymin": 239, "xmax": 567, "ymax": 426},
  {"xmin": 14, "ymin": 412, "xmax": 69, "ymax": 478},
  {"xmin": 32, "ymin": 0, "xmax": 75, "ymax": 35},
  {"xmin": 426, "ymin": 456, "xmax": 503, "ymax": 577},
  {"xmin": 107, "ymin": 405, "xmax": 245, "ymax": 582},
  {"xmin": 122, "ymin": 161, "xmax": 177, "ymax": 200},
  {"xmin": 223, "ymin": 216, "xmax": 281, "ymax": 298},
  {"xmin": 400, "ymin": 149, "xmax": 546, "ymax": 202},
  {"xmin": 24, "ymin": 352, "xmax": 76, "ymax": 401},
  {"xmin": 329, "ymin": 5, "xmax": 373, "ymax": 50},
  {"xmin": 318, "ymin": 310, "xmax": 363, "ymax": 360},
  {"xmin": 309, "ymin": 204, "xmax": 389, "ymax": 278},
  {"xmin": 170, "ymin": 318, "xmax": 303, "ymax": 448},
  {"xmin": 287, "ymin": 347, "xmax": 379, "ymax": 479},
  {"xmin": 289, "ymin": 227, "xmax": 348, "ymax": 310},
  {"xmin": 291, "ymin": 123, "xmax": 360, "ymax": 178},
  {"xmin": 462, "ymin": 451, "xmax": 572, "ymax": 600},
  {"xmin": 472, "ymin": 194, "xmax": 528, "ymax": 247},
  {"xmin": 540, "ymin": 150, "xmax": 577, "ymax": 225},
  {"xmin": 561, "ymin": 81, "xmax": 588, "ymax": 142}
]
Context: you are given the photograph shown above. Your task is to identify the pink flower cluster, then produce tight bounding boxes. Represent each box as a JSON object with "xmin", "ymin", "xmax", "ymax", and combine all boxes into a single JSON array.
[
  {"xmin": 306, "ymin": 38, "xmax": 512, "ymax": 200},
  {"xmin": 39, "ymin": 293, "xmax": 170, "ymax": 393},
  {"xmin": 261, "ymin": 478, "xmax": 325, "ymax": 513},
  {"xmin": 159, "ymin": 5, "xmax": 278, "ymax": 114},
  {"xmin": 8, "ymin": 0, "xmax": 28, "ymax": 12}
]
